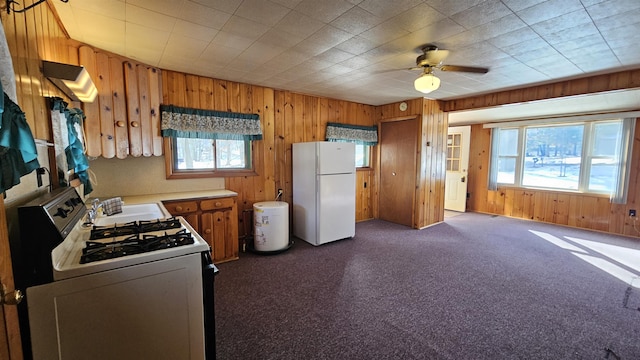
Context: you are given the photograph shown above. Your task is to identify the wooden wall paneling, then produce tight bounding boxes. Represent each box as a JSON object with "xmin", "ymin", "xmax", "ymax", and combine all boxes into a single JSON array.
[
  {"xmin": 123, "ymin": 62, "xmax": 142, "ymax": 157},
  {"xmin": 533, "ymin": 192, "xmax": 546, "ymax": 222},
  {"xmin": 555, "ymin": 193, "xmax": 570, "ymax": 225},
  {"xmin": 79, "ymin": 46, "xmax": 103, "ymax": 157},
  {"xmin": 109, "ymin": 57, "xmax": 128, "ymax": 158},
  {"xmin": 417, "ymin": 112, "xmax": 430, "ymax": 227},
  {"xmin": 92, "ymin": 53, "xmax": 115, "ymax": 159},
  {"xmin": 292, "ymin": 93, "xmax": 305, "ymax": 144},
  {"xmin": 162, "ymin": 71, "xmax": 186, "ymax": 106},
  {"xmin": 185, "ymin": 74, "xmax": 200, "ymax": 108},
  {"xmin": 148, "ymin": 67, "xmax": 163, "ymax": 156},
  {"xmin": 282, "ymin": 91, "xmax": 294, "ymax": 205},
  {"xmin": 24, "ymin": 8, "xmax": 48, "ymax": 140},
  {"xmin": 273, "ymin": 91, "xmax": 287, "ymax": 202},
  {"xmin": 213, "ymin": 79, "xmax": 227, "ymax": 110},
  {"xmin": 262, "ymin": 87, "xmax": 276, "ymax": 201},
  {"xmin": 198, "ymin": 76, "xmax": 214, "ymax": 109},
  {"xmin": 135, "ymin": 64, "xmax": 152, "ymax": 156},
  {"xmin": 594, "ymin": 197, "xmax": 611, "ymax": 232},
  {"xmin": 567, "ymin": 195, "xmax": 581, "ymax": 227},
  {"xmin": 444, "ymin": 69, "xmax": 640, "ymax": 112},
  {"xmin": 318, "ymin": 98, "xmax": 329, "ymax": 141},
  {"xmin": 250, "ymin": 85, "xmax": 264, "ymax": 203},
  {"xmin": 12, "ymin": 13, "xmax": 35, "ymax": 131},
  {"xmin": 579, "ymin": 196, "xmax": 597, "ymax": 230}
]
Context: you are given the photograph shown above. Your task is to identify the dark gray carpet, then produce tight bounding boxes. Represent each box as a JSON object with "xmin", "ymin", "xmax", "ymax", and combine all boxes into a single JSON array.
[{"xmin": 214, "ymin": 213, "xmax": 640, "ymax": 360}]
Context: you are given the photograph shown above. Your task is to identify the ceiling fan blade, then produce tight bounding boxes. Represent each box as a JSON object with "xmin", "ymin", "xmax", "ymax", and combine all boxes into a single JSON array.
[{"xmin": 440, "ymin": 65, "xmax": 489, "ymax": 74}]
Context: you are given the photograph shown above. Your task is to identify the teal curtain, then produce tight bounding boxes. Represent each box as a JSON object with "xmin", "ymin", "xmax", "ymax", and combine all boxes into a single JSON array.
[
  {"xmin": 160, "ymin": 104, "xmax": 262, "ymax": 140},
  {"xmin": 51, "ymin": 97, "xmax": 93, "ymax": 195},
  {"xmin": 326, "ymin": 122, "xmax": 378, "ymax": 145},
  {"xmin": 0, "ymin": 91, "xmax": 40, "ymax": 193}
]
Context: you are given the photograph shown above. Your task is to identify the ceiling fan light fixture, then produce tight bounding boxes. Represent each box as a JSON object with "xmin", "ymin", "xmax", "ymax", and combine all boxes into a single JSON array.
[{"xmin": 414, "ymin": 73, "xmax": 440, "ymax": 94}]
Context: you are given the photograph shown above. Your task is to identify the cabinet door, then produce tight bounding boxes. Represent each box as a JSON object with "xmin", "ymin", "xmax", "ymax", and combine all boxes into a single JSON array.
[{"xmin": 200, "ymin": 208, "xmax": 238, "ymax": 263}]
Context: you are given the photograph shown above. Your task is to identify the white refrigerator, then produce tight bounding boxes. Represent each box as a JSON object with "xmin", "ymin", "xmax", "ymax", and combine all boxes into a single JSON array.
[{"xmin": 293, "ymin": 141, "xmax": 356, "ymax": 246}]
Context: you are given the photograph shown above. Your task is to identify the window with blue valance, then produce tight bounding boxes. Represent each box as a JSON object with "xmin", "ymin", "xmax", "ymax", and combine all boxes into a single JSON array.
[
  {"xmin": 160, "ymin": 104, "xmax": 262, "ymax": 140},
  {"xmin": 325, "ymin": 122, "xmax": 378, "ymax": 145}
]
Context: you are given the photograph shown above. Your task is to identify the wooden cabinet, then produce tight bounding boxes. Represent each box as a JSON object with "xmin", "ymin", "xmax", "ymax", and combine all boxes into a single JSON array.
[
  {"xmin": 80, "ymin": 46, "xmax": 163, "ymax": 159},
  {"xmin": 163, "ymin": 196, "xmax": 238, "ymax": 263}
]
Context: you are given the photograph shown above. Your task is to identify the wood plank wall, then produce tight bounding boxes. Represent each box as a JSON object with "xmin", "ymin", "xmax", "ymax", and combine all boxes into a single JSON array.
[
  {"xmin": 161, "ymin": 70, "xmax": 376, "ymax": 237},
  {"xmin": 466, "ymin": 123, "xmax": 640, "ymax": 237},
  {"xmin": 374, "ymin": 98, "xmax": 448, "ymax": 229},
  {"xmin": 1, "ymin": 4, "xmax": 77, "ymax": 359}
]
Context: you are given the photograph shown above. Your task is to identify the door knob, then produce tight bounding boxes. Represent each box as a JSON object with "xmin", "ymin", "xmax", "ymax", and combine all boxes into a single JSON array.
[
  {"xmin": 1, "ymin": 283, "xmax": 23, "ymax": 306},
  {"xmin": 461, "ymin": 176, "xmax": 466, "ymax": 183}
]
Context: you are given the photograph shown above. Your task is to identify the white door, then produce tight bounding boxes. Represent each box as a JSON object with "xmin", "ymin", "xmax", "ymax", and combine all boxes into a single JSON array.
[{"xmin": 445, "ymin": 126, "xmax": 470, "ymax": 212}]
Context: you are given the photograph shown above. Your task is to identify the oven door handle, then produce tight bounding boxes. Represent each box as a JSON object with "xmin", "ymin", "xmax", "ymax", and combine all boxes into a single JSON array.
[{"xmin": 201, "ymin": 251, "xmax": 218, "ymax": 359}]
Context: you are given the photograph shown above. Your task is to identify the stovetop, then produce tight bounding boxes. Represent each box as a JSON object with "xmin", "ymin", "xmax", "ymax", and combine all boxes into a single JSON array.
[{"xmin": 52, "ymin": 216, "xmax": 210, "ymax": 281}]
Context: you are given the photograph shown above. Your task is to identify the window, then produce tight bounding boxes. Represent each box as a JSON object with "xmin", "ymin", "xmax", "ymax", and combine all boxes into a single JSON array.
[
  {"xmin": 489, "ymin": 118, "xmax": 634, "ymax": 201},
  {"xmin": 174, "ymin": 138, "xmax": 251, "ymax": 170},
  {"xmin": 355, "ymin": 144, "xmax": 371, "ymax": 168},
  {"xmin": 160, "ymin": 104, "xmax": 262, "ymax": 179}
]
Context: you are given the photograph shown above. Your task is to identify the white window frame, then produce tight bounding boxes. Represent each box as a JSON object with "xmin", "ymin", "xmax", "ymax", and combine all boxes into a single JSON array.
[{"xmin": 488, "ymin": 118, "xmax": 635, "ymax": 203}]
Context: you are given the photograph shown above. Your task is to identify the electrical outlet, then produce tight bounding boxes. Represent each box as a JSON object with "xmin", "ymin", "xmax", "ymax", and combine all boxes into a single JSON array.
[{"xmin": 630, "ymin": 209, "xmax": 636, "ymax": 217}]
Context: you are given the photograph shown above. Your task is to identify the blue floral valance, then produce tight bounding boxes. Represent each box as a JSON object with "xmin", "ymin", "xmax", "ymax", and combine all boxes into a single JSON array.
[
  {"xmin": 160, "ymin": 104, "xmax": 262, "ymax": 141},
  {"xmin": 326, "ymin": 122, "xmax": 378, "ymax": 146}
]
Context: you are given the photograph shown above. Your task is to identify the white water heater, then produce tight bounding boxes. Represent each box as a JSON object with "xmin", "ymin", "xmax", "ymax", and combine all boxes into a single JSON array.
[{"xmin": 253, "ymin": 201, "xmax": 289, "ymax": 252}]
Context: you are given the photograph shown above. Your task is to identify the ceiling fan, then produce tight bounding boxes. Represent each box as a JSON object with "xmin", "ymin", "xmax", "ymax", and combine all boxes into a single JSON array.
[{"xmin": 411, "ymin": 45, "xmax": 489, "ymax": 94}]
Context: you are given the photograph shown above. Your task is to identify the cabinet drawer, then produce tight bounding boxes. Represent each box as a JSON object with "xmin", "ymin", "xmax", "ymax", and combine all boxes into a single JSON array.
[
  {"xmin": 163, "ymin": 201, "xmax": 199, "ymax": 215},
  {"xmin": 200, "ymin": 197, "xmax": 235, "ymax": 211}
]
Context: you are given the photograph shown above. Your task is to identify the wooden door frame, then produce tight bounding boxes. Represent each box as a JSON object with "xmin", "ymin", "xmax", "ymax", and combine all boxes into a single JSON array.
[
  {"xmin": 1, "ymin": 197, "xmax": 23, "ymax": 360},
  {"xmin": 374, "ymin": 115, "xmax": 421, "ymax": 227}
]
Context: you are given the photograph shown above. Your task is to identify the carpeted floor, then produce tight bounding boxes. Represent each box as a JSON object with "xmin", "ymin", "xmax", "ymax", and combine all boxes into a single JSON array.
[{"xmin": 213, "ymin": 212, "xmax": 640, "ymax": 360}]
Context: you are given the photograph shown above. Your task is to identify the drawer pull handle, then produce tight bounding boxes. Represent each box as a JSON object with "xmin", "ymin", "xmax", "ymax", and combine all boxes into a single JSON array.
[
  {"xmin": 215, "ymin": 202, "xmax": 222, "ymax": 207},
  {"xmin": 176, "ymin": 206, "xmax": 183, "ymax": 212}
]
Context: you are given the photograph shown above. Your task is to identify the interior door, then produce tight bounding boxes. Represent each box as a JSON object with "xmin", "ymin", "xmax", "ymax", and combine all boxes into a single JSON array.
[
  {"xmin": 445, "ymin": 126, "xmax": 470, "ymax": 212},
  {"xmin": 1, "ymin": 198, "xmax": 23, "ymax": 360},
  {"xmin": 379, "ymin": 118, "xmax": 418, "ymax": 227}
]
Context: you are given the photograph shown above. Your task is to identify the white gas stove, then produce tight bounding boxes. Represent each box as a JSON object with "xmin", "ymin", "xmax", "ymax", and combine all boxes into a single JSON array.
[
  {"xmin": 52, "ymin": 216, "xmax": 210, "ymax": 280},
  {"xmin": 13, "ymin": 187, "xmax": 217, "ymax": 360}
]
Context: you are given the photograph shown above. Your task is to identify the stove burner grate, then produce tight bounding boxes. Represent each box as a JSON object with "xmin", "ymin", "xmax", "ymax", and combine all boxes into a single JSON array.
[
  {"xmin": 89, "ymin": 217, "xmax": 182, "ymax": 240},
  {"xmin": 81, "ymin": 229, "xmax": 194, "ymax": 264}
]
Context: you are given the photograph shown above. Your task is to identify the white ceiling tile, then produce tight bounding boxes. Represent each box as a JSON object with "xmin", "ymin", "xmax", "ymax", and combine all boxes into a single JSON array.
[
  {"xmin": 210, "ymin": 31, "xmax": 256, "ymax": 51},
  {"xmin": 191, "ymin": 0, "xmax": 243, "ymax": 14},
  {"xmin": 516, "ymin": 0, "xmax": 585, "ymax": 25},
  {"xmin": 127, "ymin": 0, "xmax": 186, "ymax": 17},
  {"xmin": 358, "ymin": 0, "xmax": 423, "ymax": 19},
  {"xmin": 53, "ymin": 0, "xmax": 640, "ymax": 105},
  {"xmin": 500, "ymin": 0, "xmax": 548, "ymax": 12},
  {"xmin": 293, "ymin": 0, "xmax": 355, "ymax": 23},
  {"xmin": 531, "ymin": 9, "xmax": 594, "ymax": 36},
  {"xmin": 177, "ymin": 1, "xmax": 232, "ymax": 30},
  {"xmin": 586, "ymin": 0, "xmax": 640, "ymax": 20},
  {"xmin": 273, "ymin": 11, "xmax": 326, "ymax": 38},
  {"xmin": 386, "ymin": 3, "xmax": 446, "ymax": 33},
  {"xmin": 172, "ymin": 20, "xmax": 219, "ymax": 42},
  {"xmin": 335, "ymin": 35, "xmax": 380, "ymax": 55},
  {"xmin": 427, "ymin": 0, "xmax": 487, "ymax": 16},
  {"xmin": 220, "ymin": 16, "xmax": 270, "ymax": 41},
  {"xmin": 330, "ymin": 6, "xmax": 383, "ymax": 35},
  {"xmin": 125, "ymin": 4, "xmax": 177, "ymax": 31},
  {"xmin": 235, "ymin": 0, "xmax": 291, "ymax": 26},
  {"xmin": 450, "ymin": 0, "xmax": 514, "ymax": 29},
  {"xmin": 359, "ymin": 20, "xmax": 410, "ymax": 45}
]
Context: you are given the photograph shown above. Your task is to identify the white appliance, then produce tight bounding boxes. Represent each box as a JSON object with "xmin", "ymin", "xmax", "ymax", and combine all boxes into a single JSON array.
[
  {"xmin": 12, "ymin": 187, "xmax": 217, "ymax": 360},
  {"xmin": 292, "ymin": 141, "xmax": 355, "ymax": 246}
]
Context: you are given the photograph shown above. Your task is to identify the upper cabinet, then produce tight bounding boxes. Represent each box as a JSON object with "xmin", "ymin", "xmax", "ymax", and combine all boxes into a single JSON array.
[{"xmin": 79, "ymin": 46, "xmax": 163, "ymax": 159}]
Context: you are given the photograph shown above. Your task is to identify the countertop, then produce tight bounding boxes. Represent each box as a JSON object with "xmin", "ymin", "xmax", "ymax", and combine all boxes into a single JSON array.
[{"xmin": 119, "ymin": 189, "xmax": 238, "ymax": 205}]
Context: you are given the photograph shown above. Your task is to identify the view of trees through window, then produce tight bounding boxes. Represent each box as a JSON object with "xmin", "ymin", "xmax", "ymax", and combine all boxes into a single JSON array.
[
  {"xmin": 495, "ymin": 120, "xmax": 624, "ymax": 193},
  {"xmin": 175, "ymin": 138, "xmax": 247, "ymax": 170}
]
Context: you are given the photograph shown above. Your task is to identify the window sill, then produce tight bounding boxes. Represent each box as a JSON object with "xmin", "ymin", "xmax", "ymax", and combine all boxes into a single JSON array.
[{"xmin": 166, "ymin": 169, "xmax": 259, "ymax": 179}]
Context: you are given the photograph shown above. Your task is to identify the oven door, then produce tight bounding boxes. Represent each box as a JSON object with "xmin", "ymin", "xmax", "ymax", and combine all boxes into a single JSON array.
[{"xmin": 27, "ymin": 253, "xmax": 205, "ymax": 360}]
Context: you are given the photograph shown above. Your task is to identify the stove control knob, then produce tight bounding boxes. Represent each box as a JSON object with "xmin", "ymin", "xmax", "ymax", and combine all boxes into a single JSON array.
[{"xmin": 55, "ymin": 207, "xmax": 69, "ymax": 218}]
